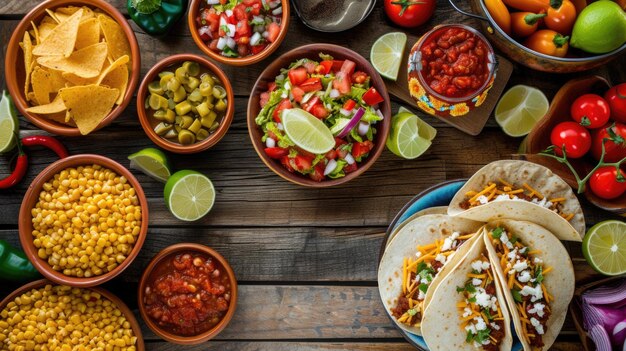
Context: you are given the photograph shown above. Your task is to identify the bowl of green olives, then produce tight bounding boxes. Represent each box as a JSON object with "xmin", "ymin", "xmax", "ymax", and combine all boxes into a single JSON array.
[{"xmin": 137, "ymin": 54, "xmax": 234, "ymax": 154}]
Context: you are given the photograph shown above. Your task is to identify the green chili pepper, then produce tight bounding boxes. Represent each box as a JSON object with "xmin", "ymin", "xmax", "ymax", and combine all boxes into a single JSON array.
[
  {"xmin": 127, "ymin": 0, "xmax": 188, "ymax": 36},
  {"xmin": 0, "ymin": 240, "xmax": 40, "ymax": 281}
]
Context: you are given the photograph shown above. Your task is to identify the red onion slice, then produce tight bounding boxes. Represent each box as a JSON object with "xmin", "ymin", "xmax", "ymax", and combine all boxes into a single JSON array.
[
  {"xmin": 336, "ymin": 107, "xmax": 365, "ymax": 138},
  {"xmin": 589, "ymin": 324, "xmax": 613, "ymax": 351}
]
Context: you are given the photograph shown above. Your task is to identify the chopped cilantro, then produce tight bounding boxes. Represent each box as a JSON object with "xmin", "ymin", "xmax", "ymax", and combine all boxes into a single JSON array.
[
  {"xmin": 510, "ymin": 235, "xmax": 518, "ymax": 244},
  {"xmin": 468, "ymin": 296, "xmax": 477, "ymax": 303},
  {"xmin": 466, "ymin": 330, "xmax": 474, "ymax": 343},
  {"xmin": 465, "ymin": 282, "xmax": 477, "ymax": 294},
  {"xmin": 319, "ymin": 52, "xmax": 334, "ymax": 61},
  {"xmin": 475, "ymin": 329, "xmax": 491, "ymax": 344},
  {"xmin": 491, "ymin": 227, "xmax": 504, "ymax": 239},
  {"xmin": 535, "ymin": 265, "xmax": 544, "ymax": 284},
  {"xmin": 457, "ymin": 286, "xmax": 465, "ymax": 293},
  {"xmin": 415, "ymin": 262, "xmax": 427, "ymax": 274},
  {"xmin": 483, "ymin": 308, "xmax": 493, "ymax": 321},
  {"xmin": 418, "ymin": 267, "xmax": 435, "ymax": 283},
  {"xmin": 418, "ymin": 284, "xmax": 428, "ymax": 294},
  {"xmin": 511, "ymin": 288, "xmax": 522, "ymax": 303},
  {"xmin": 220, "ymin": 24, "xmax": 230, "ymax": 34},
  {"xmin": 407, "ymin": 308, "xmax": 417, "ymax": 316}
]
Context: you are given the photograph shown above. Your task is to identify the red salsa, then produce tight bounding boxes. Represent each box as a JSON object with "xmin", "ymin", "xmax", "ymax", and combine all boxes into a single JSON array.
[
  {"xmin": 143, "ymin": 252, "xmax": 232, "ymax": 336},
  {"xmin": 420, "ymin": 27, "xmax": 492, "ymax": 99}
]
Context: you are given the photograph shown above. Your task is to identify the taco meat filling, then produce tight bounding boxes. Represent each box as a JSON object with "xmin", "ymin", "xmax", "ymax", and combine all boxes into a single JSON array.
[
  {"xmin": 391, "ymin": 231, "xmax": 472, "ymax": 327},
  {"xmin": 459, "ymin": 179, "xmax": 574, "ymax": 222},
  {"xmin": 456, "ymin": 254, "xmax": 506, "ymax": 350},
  {"xmin": 487, "ymin": 227, "xmax": 553, "ymax": 350}
]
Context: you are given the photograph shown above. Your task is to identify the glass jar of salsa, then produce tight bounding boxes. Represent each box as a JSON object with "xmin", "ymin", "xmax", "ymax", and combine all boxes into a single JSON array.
[{"xmin": 408, "ymin": 24, "xmax": 497, "ymax": 118}]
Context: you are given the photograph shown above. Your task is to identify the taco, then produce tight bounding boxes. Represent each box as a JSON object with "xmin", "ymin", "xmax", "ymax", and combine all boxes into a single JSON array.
[
  {"xmin": 448, "ymin": 160, "xmax": 584, "ymax": 241},
  {"xmin": 378, "ymin": 214, "xmax": 484, "ymax": 335},
  {"xmin": 483, "ymin": 220, "xmax": 574, "ymax": 350},
  {"xmin": 421, "ymin": 231, "xmax": 513, "ymax": 351}
]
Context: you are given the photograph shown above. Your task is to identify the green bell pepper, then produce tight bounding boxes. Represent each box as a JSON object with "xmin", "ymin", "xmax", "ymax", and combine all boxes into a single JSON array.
[
  {"xmin": 127, "ymin": 0, "xmax": 189, "ymax": 36},
  {"xmin": 0, "ymin": 239, "xmax": 40, "ymax": 281}
]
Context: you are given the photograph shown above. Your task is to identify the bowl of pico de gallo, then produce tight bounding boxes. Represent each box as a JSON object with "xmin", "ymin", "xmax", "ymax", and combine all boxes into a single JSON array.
[
  {"xmin": 188, "ymin": 0, "xmax": 289, "ymax": 66},
  {"xmin": 247, "ymin": 44, "xmax": 391, "ymax": 187}
]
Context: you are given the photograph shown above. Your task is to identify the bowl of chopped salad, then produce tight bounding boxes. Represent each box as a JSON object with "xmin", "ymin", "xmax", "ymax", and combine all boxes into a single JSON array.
[
  {"xmin": 189, "ymin": 0, "xmax": 289, "ymax": 66},
  {"xmin": 247, "ymin": 44, "xmax": 391, "ymax": 187}
]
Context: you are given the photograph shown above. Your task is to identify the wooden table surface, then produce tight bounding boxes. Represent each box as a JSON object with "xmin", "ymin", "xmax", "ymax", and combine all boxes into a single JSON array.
[{"xmin": 1, "ymin": 0, "xmax": 625, "ymax": 350}]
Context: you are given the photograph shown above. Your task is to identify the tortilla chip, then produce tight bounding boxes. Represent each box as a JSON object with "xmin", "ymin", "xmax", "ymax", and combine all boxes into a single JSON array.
[
  {"xmin": 47, "ymin": 69, "xmax": 68, "ymax": 92},
  {"xmin": 99, "ymin": 57, "xmax": 129, "ymax": 105},
  {"xmin": 61, "ymin": 72, "xmax": 97, "ymax": 86},
  {"xmin": 75, "ymin": 18, "xmax": 100, "ymax": 50},
  {"xmin": 31, "ymin": 67, "xmax": 54, "ymax": 105},
  {"xmin": 37, "ymin": 42, "xmax": 108, "ymax": 78},
  {"xmin": 45, "ymin": 9, "xmax": 61, "ymax": 23},
  {"xmin": 21, "ymin": 31, "xmax": 33, "ymax": 97},
  {"xmin": 55, "ymin": 6, "xmax": 81, "ymax": 15},
  {"xmin": 33, "ymin": 9, "xmax": 82, "ymax": 57},
  {"xmin": 29, "ymin": 21, "xmax": 40, "ymax": 44},
  {"xmin": 40, "ymin": 16, "xmax": 58, "ymax": 26},
  {"xmin": 37, "ymin": 23, "xmax": 57, "ymax": 42},
  {"xmin": 46, "ymin": 111, "xmax": 76, "ymax": 126},
  {"xmin": 59, "ymin": 85, "xmax": 118, "ymax": 135},
  {"xmin": 97, "ymin": 14, "xmax": 131, "ymax": 62},
  {"xmin": 25, "ymin": 94, "xmax": 66, "ymax": 114}
]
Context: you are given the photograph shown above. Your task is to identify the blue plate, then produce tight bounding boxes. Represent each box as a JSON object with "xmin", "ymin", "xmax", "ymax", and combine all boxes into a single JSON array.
[{"xmin": 378, "ymin": 180, "xmax": 523, "ymax": 351}]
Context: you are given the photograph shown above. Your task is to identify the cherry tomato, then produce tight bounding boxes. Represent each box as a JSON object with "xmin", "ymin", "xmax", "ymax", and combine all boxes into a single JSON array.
[
  {"xmin": 545, "ymin": 0, "xmax": 577, "ymax": 34},
  {"xmin": 384, "ymin": 0, "xmax": 436, "ymax": 28},
  {"xmin": 604, "ymin": 83, "xmax": 626, "ymax": 123},
  {"xmin": 589, "ymin": 166, "xmax": 626, "ymax": 199},
  {"xmin": 570, "ymin": 94, "xmax": 611, "ymax": 128},
  {"xmin": 550, "ymin": 121, "xmax": 591, "ymax": 158},
  {"xmin": 590, "ymin": 123, "xmax": 626, "ymax": 162},
  {"xmin": 510, "ymin": 12, "xmax": 546, "ymax": 38},
  {"xmin": 524, "ymin": 30, "xmax": 569, "ymax": 57}
]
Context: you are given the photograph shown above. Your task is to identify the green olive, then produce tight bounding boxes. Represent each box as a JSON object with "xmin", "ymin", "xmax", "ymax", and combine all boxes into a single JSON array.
[
  {"xmin": 173, "ymin": 86, "xmax": 187, "ymax": 103},
  {"xmin": 201, "ymin": 111, "xmax": 217, "ymax": 128},
  {"xmin": 148, "ymin": 81, "xmax": 164, "ymax": 95},
  {"xmin": 167, "ymin": 98, "xmax": 176, "ymax": 110},
  {"xmin": 200, "ymin": 73, "xmax": 215, "ymax": 85},
  {"xmin": 199, "ymin": 82, "xmax": 213, "ymax": 96},
  {"xmin": 196, "ymin": 102, "xmax": 210, "ymax": 117},
  {"xmin": 214, "ymin": 99, "xmax": 227, "ymax": 112},
  {"xmin": 183, "ymin": 61, "xmax": 201, "ymax": 76},
  {"xmin": 196, "ymin": 128, "xmax": 210, "ymax": 141},
  {"xmin": 164, "ymin": 128, "xmax": 178, "ymax": 139},
  {"xmin": 178, "ymin": 130, "xmax": 195, "ymax": 145},
  {"xmin": 167, "ymin": 77, "xmax": 181, "ymax": 92},
  {"xmin": 158, "ymin": 71, "xmax": 174, "ymax": 78},
  {"xmin": 176, "ymin": 115, "xmax": 194, "ymax": 129},
  {"xmin": 212, "ymin": 86, "xmax": 227, "ymax": 99},
  {"xmin": 175, "ymin": 67, "xmax": 189, "ymax": 84},
  {"xmin": 175, "ymin": 101, "xmax": 192, "ymax": 116},
  {"xmin": 153, "ymin": 122, "xmax": 172, "ymax": 136},
  {"xmin": 188, "ymin": 118, "xmax": 202, "ymax": 134},
  {"xmin": 188, "ymin": 89, "xmax": 203, "ymax": 103},
  {"xmin": 187, "ymin": 77, "xmax": 200, "ymax": 91},
  {"xmin": 163, "ymin": 109, "xmax": 176, "ymax": 123},
  {"xmin": 149, "ymin": 93, "xmax": 168, "ymax": 110},
  {"xmin": 159, "ymin": 73, "xmax": 174, "ymax": 90},
  {"xmin": 153, "ymin": 110, "xmax": 168, "ymax": 121},
  {"xmin": 210, "ymin": 121, "xmax": 220, "ymax": 132}
]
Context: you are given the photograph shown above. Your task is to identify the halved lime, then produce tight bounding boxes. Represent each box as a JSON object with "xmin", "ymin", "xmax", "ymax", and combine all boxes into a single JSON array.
[
  {"xmin": 370, "ymin": 32, "xmax": 407, "ymax": 81},
  {"xmin": 128, "ymin": 147, "xmax": 172, "ymax": 183},
  {"xmin": 0, "ymin": 91, "xmax": 19, "ymax": 154},
  {"xmin": 495, "ymin": 85, "xmax": 549, "ymax": 137},
  {"xmin": 582, "ymin": 220, "xmax": 626, "ymax": 276},
  {"xmin": 386, "ymin": 108, "xmax": 436, "ymax": 159},
  {"xmin": 164, "ymin": 170, "xmax": 215, "ymax": 221},
  {"xmin": 281, "ymin": 108, "xmax": 335, "ymax": 154}
]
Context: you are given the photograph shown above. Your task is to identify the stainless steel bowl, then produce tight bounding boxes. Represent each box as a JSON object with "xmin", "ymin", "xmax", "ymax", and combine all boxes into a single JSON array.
[{"xmin": 291, "ymin": 0, "xmax": 376, "ymax": 32}]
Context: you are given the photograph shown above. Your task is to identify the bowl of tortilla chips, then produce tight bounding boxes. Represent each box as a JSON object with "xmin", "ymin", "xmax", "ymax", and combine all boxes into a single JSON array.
[{"xmin": 5, "ymin": 0, "xmax": 140, "ymax": 136}]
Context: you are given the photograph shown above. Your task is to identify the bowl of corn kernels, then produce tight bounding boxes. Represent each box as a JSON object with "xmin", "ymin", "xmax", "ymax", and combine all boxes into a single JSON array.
[
  {"xmin": 0, "ymin": 279, "xmax": 145, "ymax": 350},
  {"xmin": 18, "ymin": 154, "xmax": 149, "ymax": 287}
]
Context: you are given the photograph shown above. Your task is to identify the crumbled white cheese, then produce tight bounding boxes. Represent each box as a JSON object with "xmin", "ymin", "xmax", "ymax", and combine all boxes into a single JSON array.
[
  {"xmin": 518, "ymin": 270, "xmax": 532, "ymax": 283},
  {"xmin": 521, "ymin": 285, "xmax": 544, "ymax": 302},
  {"xmin": 490, "ymin": 296, "xmax": 499, "ymax": 311},
  {"xmin": 472, "ymin": 278, "xmax": 482, "ymax": 286},
  {"xmin": 420, "ymin": 276, "xmax": 430, "ymax": 285},
  {"xmin": 493, "ymin": 194, "xmax": 515, "ymax": 202},
  {"xmin": 507, "ymin": 263, "xmax": 516, "ymax": 275},
  {"xmin": 415, "ymin": 251, "xmax": 422, "ymax": 258},
  {"xmin": 530, "ymin": 317, "xmax": 545, "ymax": 335},
  {"xmin": 474, "ymin": 317, "xmax": 487, "ymax": 331},
  {"xmin": 463, "ymin": 307, "xmax": 473, "ymax": 318},
  {"xmin": 477, "ymin": 195, "xmax": 490, "ymax": 204},
  {"xmin": 465, "ymin": 323, "xmax": 477, "ymax": 334},
  {"xmin": 471, "ymin": 260, "xmax": 490, "ymax": 273},
  {"xmin": 417, "ymin": 290, "xmax": 426, "ymax": 301},
  {"xmin": 500, "ymin": 231, "xmax": 514, "ymax": 249},
  {"xmin": 513, "ymin": 260, "xmax": 528, "ymax": 272},
  {"xmin": 482, "ymin": 339, "xmax": 491, "ymax": 345},
  {"xmin": 491, "ymin": 322, "xmax": 501, "ymax": 331},
  {"xmin": 441, "ymin": 238, "xmax": 453, "ymax": 252},
  {"xmin": 534, "ymin": 257, "xmax": 543, "ymax": 264},
  {"xmin": 451, "ymin": 232, "xmax": 460, "ymax": 241},
  {"xmin": 475, "ymin": 289, "xmax": 493, "ymax": 309},
  {"xmin": 435, "ymin": 253, "xmax": 447, "ymax": 265},
  {"xmin": 507, "ymin": 248, "xmax": 519, "ymax": 261},
  {"xmin": 519, "ymin": 247, "xmax": 528, "ymax": 254},
  {"xmin": 528, "ymin": 303, "xmax": 546, "ymax": 317},
  {"xmin": 531, "ymin": 197, "xmax": 554, "ymax": 210}
]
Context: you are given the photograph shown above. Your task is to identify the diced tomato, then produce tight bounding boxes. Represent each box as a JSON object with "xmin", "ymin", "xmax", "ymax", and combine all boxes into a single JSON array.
[
  {"xmin": 352, "ymin": 71, "xmax": 368, "ymax": 84},
  {"xmin": 281, "ymin": 156, "xmax": 294, "ymax": 172},
  {"xmin": 203, "ymin": 10, "xmax": 220, "ymax": 32},
  {"xmin": 237, "ymin": 44, "xmax": 249, "ymax": 56},
  {"xmin": 288, "ymin": 67, "xmax": 308, "ymax": 86},
  {"xmin": 316, "ymin": 61, "xmax": 333, "ymax": 75},
  {"xmin": 325, "ymin": 150, "xmax": 337, "ymax": 160},
  {"xmin": 339, "ymin": 60, "xmax": 356, "ymax": 76},
  {"xmin": 334, "ymin": 137, "xmax": 347, "ymax": 147},
  {"xmin": 309, "ymin": 164, "xmax": 326, "ymax": 182},
  {"xmin": 235, "ymin": 20, "xmax": 251, "ymax": 38},
  {"xmin": 267, "ymin": 82, "xmax": 277, "ymax": 92},
  {"xmin": 331, "ymin": 60, "xmax": 345, "ymax": 72},
  {"xmin": 301, "ymin": 96, "xmax": 320, "ymax": 113},
  {"xmin": 208, "ymin": 39, "xmax": 219, "ymax": 51},
  {"xmin": 273, "ymin": 98, "xmax": 291, "ymax": 122},
  {"xmin": 293, "ymin": 155, "xmax": 314, "ymax": 172},
  {"xmin": 251, "ymin": 44, "xmax": 267, "ymax": 55},
  {"xmin": 333, "ymin": 71, "xmax": 351, "ymax": 95},
  {"xmin": 311, "ymin": 104, "xmax": 329, "ymax": 119},
  {"xmin": 343, "ymin": 99, "xmax": 356, "ymax": 111},
  {"xmin": 243, "ymin": 0, "xmax": 261, "ymax": 6},
  {"xmin": 295, "ymin": 147, "xmax": 316, "ymax": 158},
  {"xmin": 352, "ymin": 141, "xmax": 374, "ymax": 160},
  {"xmin": 226, "ymin": 14, "xmax": 237, "ymax": 25},
  {"xmin": 300, "ymin": 78, "xmax": 323, "ymax": 93},
  {"xmin": 362, "ymin": 87, "xmax": 384, "ymax": 106},
  {"xmin": 218, "ymin": 14, "xmax": 228, "ymax": 36},
  {"xmin": 249, "ymin": 3, "xmax": 262, "ymax": 15},
  {"xmin": 292, "ymin": 87, "xmax": 305, "ymax": 103},
  {"xmin": 198, "ymin": 26, "xmax": 212, "ymax": 41},
  {"xmin": 264, "ymin": 147, "xmax": 288, "ymax": 159},
  {"xmin": 268, "ymin": 131, "xmax": 278, "ymax": 140},
  {"xmin": 303, "ymin": 61, "xmax": 317, "ymax": 74},
  {"xmin": 233, "ymin": 4, "xmax": 248, "ymax": 21},
  {"xmin": 219, "ymin": 0, "xmax": 227, "ymax": 4},
  {"xmin": 266, "ymin": 22, "xmax": 281, "ymax": 43},
  {"xmin": 344, "ymin": 163, "xmax": 357, "ymax": 173},
  {"xmin": 337, "ymin": 148, "xmax": 348, "ymax": 159},
  {"xmin": 259, "ymin": 91, "xmax": 270, "ymax": 107}
]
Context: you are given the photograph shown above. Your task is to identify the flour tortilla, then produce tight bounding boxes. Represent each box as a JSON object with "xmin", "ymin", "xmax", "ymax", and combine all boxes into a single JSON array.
[
  {"xmin": 483, "ymin": 220, "xmax": 575, "ymax": 351},
  {"xmin": 386, "ymin": 206, "xmax": 449, "ymax": 249},
  {"xmin": 378, "ymin": 214, "xmax": 484, "ymax": 335},
  {"xmin": 448, "ymin": 160, "xmax": 584, "ymax": 241},
  {"xmin": 421, "ymin": 231, "xmax": 513, "ymax": 351}
]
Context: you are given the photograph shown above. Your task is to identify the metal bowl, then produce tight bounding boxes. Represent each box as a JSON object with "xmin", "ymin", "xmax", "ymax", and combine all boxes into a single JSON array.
[{"xmin": 291, "ymin": 0, "xmax": 376, "ymax": 32}]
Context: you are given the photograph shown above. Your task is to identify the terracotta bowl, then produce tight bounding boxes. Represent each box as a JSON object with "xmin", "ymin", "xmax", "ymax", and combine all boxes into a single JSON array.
[
  {"xmin": 188, "ymin": 0, "xmax": 290, "ymax": 66},
  {"xmin": 18, "ymin": 154, "xmax": 149, "ymax": 287},
  {"xmin": 247, "ymin": 43, "xmax": 392, "ymax": 187},
  {"xmin": 137, "ymin": 54, "xmax": 234, "ymax": 154},
  {"xmin": 138, "ymin": 243, "xmax": 238, "ymax": 345},
  {"xmin": 5, "ymin": 0, "xmax": 140, "ymax": 136},
  {"xmin": 0, "ymin": 279, "xmax": 145, "ymax": 350},
  {"xmin": 523, "ymin": 75, "xmax": 626, "ymax": 214},
  {"xmin": 453, "ymin": 0, "xmax": 626, "ymax": 73}
]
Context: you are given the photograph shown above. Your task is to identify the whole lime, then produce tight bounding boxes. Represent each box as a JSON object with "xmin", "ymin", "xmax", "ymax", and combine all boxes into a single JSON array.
[{"xmin": 570, "ymin": 1, "xmax": 626, "ymax": 54}]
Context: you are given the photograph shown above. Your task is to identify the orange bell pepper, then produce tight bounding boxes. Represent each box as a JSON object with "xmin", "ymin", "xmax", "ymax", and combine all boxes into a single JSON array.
[
  {"xmin": 524, "ymin": 29, "xmax": 570, "ymax": 57},
  {"xmin": 546, "ymin": 0, "xmax": 577, "ymax": 34},
  {"xmin": 511, "ymin": 12, "xmax": 546, "ymax": 38},
  {"xmin": 502, "ymin": 0, "xmax": 550, "ymax": 13},
  {"xmin": 485, "ymin": 0, "xmax": 512, "ymax": 35}
]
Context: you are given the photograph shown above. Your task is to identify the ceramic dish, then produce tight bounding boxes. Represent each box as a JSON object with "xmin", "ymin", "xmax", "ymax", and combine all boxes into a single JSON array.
[
  {"xmin": 188, "ymin": 0, "xmax": 290, "ymax": 66},
  {"xmin": 291, "ymin": 0, "xmax": 376, "ymax": 32},
  {"xmin": 4, "ymin": 0, "xmax": 140, "ymax": 136},
  {"xmin": 137, "ymin": 54, "xmax": 234, "ymax": 154},
  {"xmin": 138, "ymin": 243, "xmax": 237, "ymax": 345},
  {"xmin": 18, "ymin": 154, "xmax": 149, "ymax": 287},
  {"xmin": 247, "ymin": 43, "xmax": 391, "ymax": 187},
  {"xmin": 0, "ymin": 279, "xmax": 145, "ymax": 350},
  {"xmin": 377, "ymin": 179, "xmax": 524, "ymax": 351}
]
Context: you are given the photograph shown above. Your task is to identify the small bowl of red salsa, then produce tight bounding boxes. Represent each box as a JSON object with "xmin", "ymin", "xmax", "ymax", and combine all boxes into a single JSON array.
[
  {"xmin": 188, "ymin": 0, "xmax": 290, "ymax": 66},
  {"xmin": 138, "ymin": 243, "xmax": 237, "ymax": 344},
  {"xmin": 407, "ymin": 24, "xmax": 497, "ymax": 118}
]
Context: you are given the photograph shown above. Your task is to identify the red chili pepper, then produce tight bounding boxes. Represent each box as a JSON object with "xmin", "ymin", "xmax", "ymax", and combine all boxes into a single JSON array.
[
  {"xmin": 0, "ymin": 140, "xmax": 28, "ymax": 190},
  {"xmin": 21, "ymin": 135, "xmax": 68, "ymax": 159}
]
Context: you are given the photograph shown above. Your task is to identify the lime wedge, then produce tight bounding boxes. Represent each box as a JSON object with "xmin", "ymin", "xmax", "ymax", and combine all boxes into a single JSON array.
[
  {"xmin": 128, "ymin": 147, "xmax": 172, "ymax": 183},
  {"xmin": 330, "ymin": 118, "xmax": 351, "ymax": 135},
  {"xmin": 281, "ymin": 108, "xmax": 335, "ymax": 154},
  {"xmin": 0, "ymin": 91, "xmax": 19, "ymax": 154},
  {"xmin": 386, "ymin": 108, "xmax": 436, "ymax": 159},
  {"xmin": 370, "ymin": 32, "xmax": 407, "ymax": 81},
  {"xmin": 583, "ymin": 220, "xmax": 626, "ymax": 276},
  {"xmin": 495, "ymin": 85, "xmax": 549, "ymax": 137},
  {"xmin": 164, "ymin": 170, "xmax": 215, "ymax": 221}
]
